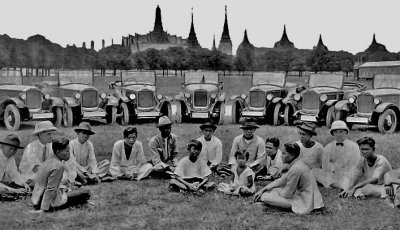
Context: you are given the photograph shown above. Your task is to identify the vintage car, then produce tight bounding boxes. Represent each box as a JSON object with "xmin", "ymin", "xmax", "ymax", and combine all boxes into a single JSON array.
[
  {"xmin": 41, "ymin": 70, "xmax": 118, "ymax": 127},
  {"xmin": 281, "ymin": 84, "xmax": 307, "ymax": 126},
  {"xmin": 109, "ymin": 71, "xmax": 173, "ymax": 124},
  {"xmin": 344, "ymin": 74, "xmax": 400, "ymax": 134},
  {"xmin": 230, "ymin": 72, "xmax": 289, "ymax": 125},
  {"xmin": 294, "ymin": 74, "xmax": 345, "ymax": 128},
  {"xmin": 174, "ymin": 72, "xmax": 225, "ymax": 124},
  {"xmin": 0, "ymin": 69, "xmax": 64, "ymax": 131}
]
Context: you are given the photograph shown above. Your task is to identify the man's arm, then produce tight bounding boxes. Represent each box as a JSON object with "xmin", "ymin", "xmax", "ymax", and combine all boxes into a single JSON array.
[
  {"xmin": 148, "ymin": 137, "xmax": 162, "ymax": 165},
  {"xmin": 228, "ymin": 137, "xmax": 239, "ymax": 166},
  {"xmin": 87, "ymin": 142, "xmax": 99, "ymax": 174}
]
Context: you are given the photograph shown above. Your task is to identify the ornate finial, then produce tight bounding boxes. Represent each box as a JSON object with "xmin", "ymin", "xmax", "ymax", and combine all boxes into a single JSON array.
[{"xmin": 225, "ymin": 5, "xmax": 227, "ymax": 14}]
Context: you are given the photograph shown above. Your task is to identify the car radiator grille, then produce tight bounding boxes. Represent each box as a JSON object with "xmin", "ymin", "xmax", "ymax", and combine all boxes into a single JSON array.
[
  {"xmin": 250, "ymin": 91, "xmax": 265, "ymax": 108},
  {"xmin": 82, "ymin": 90, "xmax": 98, "ymax": 108},
  {"xmin": 357, "ymin": 94, "xmax": 374, "ymax": 113},
  {"xmin": 302, "ymin": 91, "xmax": 320, "ymax": 111},
  {"xmin": 26, "ymin": 89, "xmax": 42, "ymax": 109},
  {"xmin": 194, "ymin": 90, "xmax": 208, "ymax": 107},
  {"xmin": 138, "ymin": 90, "xmax": 154, "ymax": 108}
]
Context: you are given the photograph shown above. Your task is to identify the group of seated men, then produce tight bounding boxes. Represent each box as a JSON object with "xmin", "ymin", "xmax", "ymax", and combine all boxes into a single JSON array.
[{"xmin": 1, "ymin": 116, "xmax": 400, "ymax": 214}]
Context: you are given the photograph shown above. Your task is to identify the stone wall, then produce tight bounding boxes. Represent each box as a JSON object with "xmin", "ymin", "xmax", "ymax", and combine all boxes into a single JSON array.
[{"xmin": 358, "ymin": 66, "xmax": 400, "ymax": 79}]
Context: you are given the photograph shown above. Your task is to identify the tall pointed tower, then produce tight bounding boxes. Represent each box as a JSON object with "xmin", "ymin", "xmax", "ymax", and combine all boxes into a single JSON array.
[
  {"xmin": 315, "ymin": 34, "xmax": 328, "ymax": 51},
  {"xmin": 218, "ymin": 5, "xmax": 232, "ymax": 55},
  {"xmin": 187, "ymin": 8, "xmax": 201, "ymax": 48},
  {"xmin": 149, "ymin": 5, "xmax": 169, "ymax": 43},
  {"xmin": 274, "ymin": 25, "xmax": 294, "ymax": 48},
  {"xmin": 212, "ymin": 35, "xmax": 217, "ymax": 51},
  {"xmin": 365, "ymin": 33, "xmax": 387, "ymax": 52}
]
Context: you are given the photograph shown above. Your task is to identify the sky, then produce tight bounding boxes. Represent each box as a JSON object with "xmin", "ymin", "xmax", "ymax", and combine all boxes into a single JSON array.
[{"xmin": 1, "ymin": 0, "xmax": 400, "ymax": 55}]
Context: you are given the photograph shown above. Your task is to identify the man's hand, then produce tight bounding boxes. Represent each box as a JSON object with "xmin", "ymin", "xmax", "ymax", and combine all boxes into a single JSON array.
[
  {"xmin": 23, "ymin": 183, "xmax": 31, "ymax": 192},
  {"xmin": 386, "ymin": 185, "xmax": 394, "ymax": 197},
  {"xmin": 339, "ymin": 189, "xmax": 355, "ymax": 198},
  {"xmin": 187, "ymin": 183, "xmax": 198, "ymax": 191},
  {"xmin": 253, "ymin": 190, "xmax": 264, "ymax": 202}
]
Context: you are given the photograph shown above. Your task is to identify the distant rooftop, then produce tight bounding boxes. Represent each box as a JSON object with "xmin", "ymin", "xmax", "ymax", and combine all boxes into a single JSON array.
[{"xmin": 359, "ymin": 61, "xmax": 400, "ymax": 68}]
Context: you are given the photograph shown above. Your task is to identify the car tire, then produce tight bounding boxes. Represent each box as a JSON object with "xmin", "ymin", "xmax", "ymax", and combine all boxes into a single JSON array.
[
  {"xmin": 326, "ymin": 106, "xmax": 335, "ymax": 129},
  {"xmin": 284, "ymin": 104, "xmax": 295, "ymax": 126},
  {"xmin": 53, "ymin": 107, "xmax": 62, "ymax": 128},
  {"xmin": 218, "ymin": 103, "xmax": 225, "ymax": 125},
  {"xmin": 273, "ymin": 103, "xmax": 283, "ymax": 126},
  {"xmin": 4, "ymin": 104, "xmax": 21, "ymax": 131},
  {"xmin": 176, "ymin": 102, "xmax": 182, "ymax": 124},
  {"xmin": 106, "ymin": 106, "xmax": 117, "ymax": 124},
  {"xmin": 378, "ymin": 109, "xmax": 397, "ymax": 134},
  {"xmin": 63, "ymin": 106, "xmax": 73, "ymax": 127},
  {"xmin": 165, "ymin": 102, "xmax": 172, "ymax": 121},
  {"xmin": 120, "ymin": 103, "xmax": 130, "ymax": 125},
  {"xmin": 231, "ymin": 101, "xmax": 240, "ymax": 124}
]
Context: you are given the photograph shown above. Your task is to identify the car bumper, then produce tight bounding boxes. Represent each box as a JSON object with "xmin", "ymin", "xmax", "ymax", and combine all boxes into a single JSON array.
[
  {"xmin": 346, "ymin": 116, "xmax": 369, "ymax": 124},
  {"xmin": 83, "ymin": 111, "xmax": 106, "ymax": 118},
  {"xmin": 299, "ymin": 114, "xmax": 318, "ymax": 122},
  {"xmin": 241, "ymin": 111, "xmax": 264, "ymax": 117},
  {"xmin": 137, "ymin": 112, "xmax": 161, "ymax": 118},
  {"xmin": 191, "ymin": 112, "xmax": 209, "ymax": 118},
  {"xmin": 32, "ymin": 112, "xmax": 54, "ymax": 120}
]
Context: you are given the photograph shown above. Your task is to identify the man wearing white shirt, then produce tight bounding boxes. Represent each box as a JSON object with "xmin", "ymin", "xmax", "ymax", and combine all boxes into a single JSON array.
[{"xmin": 197, "ymin": 120, "xmax": 223, "ymax": 172}]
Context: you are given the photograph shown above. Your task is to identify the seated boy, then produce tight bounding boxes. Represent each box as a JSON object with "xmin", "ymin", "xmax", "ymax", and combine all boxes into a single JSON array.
[
  {"xmin": 218, "ymin": 149, "xmax": 255, "ymax": 196},
  {"xmin": 383, "ymin": 169, "xmax": 400, "ymax": 208},
  {"xmin": 31, "ymin": 138, "xmax": 90, "ymax": 212},
  {"xmin": 256, "ymin": 137, "xmax": 285, "ymax": 181},
  {"xmin": 109, "ymin": 127, "xmax": 153, "ymax": 180},
  {"xmin": 170, "ymin": 140, "xmax": 214, "ymax": 193}
]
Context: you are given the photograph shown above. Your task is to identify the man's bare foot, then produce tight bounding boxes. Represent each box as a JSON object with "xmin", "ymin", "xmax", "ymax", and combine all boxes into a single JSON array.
[
  {"xmin": 29, "ymin": 209, "xmax": 44, "ymax": 214},
  {"xmin": 384, "ymin": 198, "xmax": 395, "ymax": 208}
]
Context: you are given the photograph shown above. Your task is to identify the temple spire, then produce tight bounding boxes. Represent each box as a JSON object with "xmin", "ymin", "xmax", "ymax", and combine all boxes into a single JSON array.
[
  {"xmin": 274, "ymin": 24, "xmax": 294, "ymax": 48},
  {"xmin": 243, "ymin": 30, "xmax": 250, "ymax": 44},
  {"xmin": 153, "ymin": 5, "xmax": 164, "ymax": 32},
  {"xmin": 187, "ymin": 7, "xmax": 200, "ymax": 48},
  {"xmin": 221, "ymin": 5, "xmax": 231, "ymax": 39},
  {"xmin": 365, "ymin": 33, "xmax": 387, "ymax": 52},
  {"xmin": 372, "ymin": 33, "xmax": 377, "ymax": 44},
  {"xmin": 315, "ymin": 34, "xmax": 328, "ymax": 51},
  {"xmin": 218, "ymin": 5, "xmax": 232, "ymax": 55},
  {"xmin": 212, "ymin": 35, "xmax": 216, "ymax": 51}
]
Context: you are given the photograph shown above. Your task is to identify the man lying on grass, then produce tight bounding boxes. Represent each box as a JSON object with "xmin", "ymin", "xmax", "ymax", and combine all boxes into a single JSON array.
[
  {"xmin": 170, "ymin": 140, "xmax": 215, "ymax": 194},
  {"xmin": 31, "ymin": 137, "xmax": 90, "ymax": 212},
  {"xmin": 109, "ymin": 127, "xmax": 153, "ymax": 181},
  {"xmin": 218, "ymin": 149, "xmax": 255, "ymax": 196},
  {"xmin": 339, "ymin": 137, "xmax": 391, "ymax": 199},
  {"xmin": 254, "ymin": 143, "xmax": 324, "ymax": 215}
]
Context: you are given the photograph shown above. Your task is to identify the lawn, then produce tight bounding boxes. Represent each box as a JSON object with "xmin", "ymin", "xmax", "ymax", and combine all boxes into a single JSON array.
[{"xmin": 1, "ymin": 120, "xmax": 400, "ymax": 229}]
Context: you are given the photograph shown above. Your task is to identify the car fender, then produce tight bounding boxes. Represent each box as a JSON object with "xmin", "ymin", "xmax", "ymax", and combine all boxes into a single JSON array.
[
  {"xmin": 375, "ymin": 103, "xmax": 397, "ymax": 113},
  {"xmin": 2, "ymin": 98, "xmax": 26, "ymax": 109},
  {"xmin": 272, "ymin": 97, "xmax": 283, "ymax": 104},
  {"xmin": 325, "ymin": 100, "xmax": 337, "ymax": 107},
  {"xmin": 106, "ymin": 95, "xmax": 119, "ymax": 106},
  {"xmin": 49, "ymin": 97, "xmax": 64, "ymax": 108},
  {"xmin": 120, "ymin": 96, "xmax": 130, "ymax": 103},
  {"xmin": 175, "ymin": 93, "xmax": 184, "ymax": 101},
  {"xmin": 334, "ymin": 100, "xmax": 350, "ymax": 112},
  {"xmin": 63, "ymin": 97, "xmax": 79, "ymax": 107},
  {"xmin": 230, "ymin": 95, "xmax": 240, "ymax": 101},
  {"xmin": 158, "ymin": 100, "xmax": 171, "ymax": 110}
]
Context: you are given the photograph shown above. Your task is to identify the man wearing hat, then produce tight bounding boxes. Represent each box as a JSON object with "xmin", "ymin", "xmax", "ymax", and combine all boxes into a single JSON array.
[
  {"xmin": 19, "ymin": 121, "xmax": 57, "ymax": 186},
  {"xmin": 1, "ymin": 134, "xmax": 30, "ymax": 198},
  {"xmin": 295, "ymin": 122, "xmax": 324, "ymax": 169},
  {"xmin": 197, "ymin": 119, "xmax": 223, "ymax": 172},
  {"xmin": 228, "ymin": 118, "xmax": 265, "ymax": 173},
  {"xmin": 149, "ymin": 116, "xmax": 179, "ymax": 176},
  {"xmin": 67, "ymin": 122, "xmax": 110, "ymax": 184},
  {"xmin": 312, "ymin": 120, "xmax": 361, "ymax": 190}
]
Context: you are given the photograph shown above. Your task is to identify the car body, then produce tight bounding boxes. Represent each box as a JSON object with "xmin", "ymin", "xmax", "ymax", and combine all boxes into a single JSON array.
[
  {"xmin": 174, "ymin": 72, "xmax": 225, "ymax": 124},
  {"xmin": 40, "ymin": 70, "xmax": 118, "ymax": 127},
  {"xmin": 294, "ymin": 74, "xmax": 345, "ymax": 128},
  {"xmin": 0, "ymin": 68, "xmax": 64, "ymax": 131},
  {"xmin": 230, "ymin": 72, "xmax": 289, "ymax": 125},
  {"xmin": 109, "ymin": 71, "xmax": 172, "ymax": 124},
  {"xmin": 344, "ymin": 74, "xmax": 400, "ymax": 134}
]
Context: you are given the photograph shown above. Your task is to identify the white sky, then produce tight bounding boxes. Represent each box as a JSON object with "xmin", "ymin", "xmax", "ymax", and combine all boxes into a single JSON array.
[{"xmin": 1, "ymin": 0, "xmax": 399, "ymax": 54}]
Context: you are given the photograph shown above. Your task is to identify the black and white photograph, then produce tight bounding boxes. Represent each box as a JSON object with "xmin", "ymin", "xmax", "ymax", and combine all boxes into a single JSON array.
[{"xmin": 1, "ymin": 0, "xmax": 400, "ymax": 229}]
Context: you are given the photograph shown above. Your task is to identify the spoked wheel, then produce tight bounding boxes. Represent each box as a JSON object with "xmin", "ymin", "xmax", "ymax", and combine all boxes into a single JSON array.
[
  {"xmin": 273, "ymin": 103, "xmax": 283, "ymax": 126},
  {"xmin": 175, "ymin": 102, "xmax": 182, "ymax": 124},
  {"xmin": 284, "ymin": 104, "xmax": 296, "ymax": 126},
  {"xmin": 119, "ymin": 103, "xmax": 130, "ymax": 125},
  {"xmin": 326, "ymin": 106, "xmax": 335, "ymax": 129},
  {"xmin": 106, "ymin": 106, "xmax": 117, "ymax": 124},
  {"xmin": 53, "ymin": 107, "xmax": 63, "ymax": 128},
  {"xmin": 231, "ymin": 101, "xmax": 241, "ymax": 124},
  {"xmin": 217, "ymin": 103, "xmax": 225, "ymax": 125},
  {"xmin": 4, "ymin": 104, "xmax": 21, "ymax": 131},
  {"xmin": 63, "ymin": 106, "xmax": 73, "ymax": 127},
  {"xmin": 378, "ymin": 109, "xmax": 397, "ymax": 134}
]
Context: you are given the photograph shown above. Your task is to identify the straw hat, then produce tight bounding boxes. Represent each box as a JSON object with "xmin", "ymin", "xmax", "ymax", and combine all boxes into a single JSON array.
[
  {"xmin": 32, "ymin": 121, "xmax": 57, "ymax": 135},
  {"xmin": 200, "ymin": 119, "xmax": 217, "ymax": 131},
  {"xmin": 157, "ymin": 116, "xmax": 172, "ymax": 127},
  {"xmin": 74, "ymin": 122, "xmax": 95, "ymax": 135},
  {"xmin": 0, "ymin": 134, "xmax": 24, "ymax": 149},
  {"xmin": 240, "ymin": 119, "xmax": 259, "ymax": 129},
  {"xmin": 297, "ymin": 122, "xmax": 317, "ymax": 136},
  {"xmin": 329, "ymin": 120, "xmax": 349, "ymax": 135}
]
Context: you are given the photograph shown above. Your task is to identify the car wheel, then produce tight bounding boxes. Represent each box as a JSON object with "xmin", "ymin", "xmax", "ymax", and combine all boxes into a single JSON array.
[
  {"xmin": 378, "ymin": 109, "xmax": 397, "ymax": 134},
  {"xmin": 218, "ymin": 103, "xmax": 225, "ymax": 125},
  {"xmin": 165, "ymin": 102, "xmax": 172, "ymax": 121},
  {"xmin": 273, "ymin": 103, "xmax": 283, "ymax": 126},
  {"xmin": 284, "ymin": 104, "xmax": 296, "ymax": 126},
  {"xmin": 120, "ymin": 103, "xmax": 130, "ymax": 125},
  {"xmin": 4, "ymin": 104, "xmax": 21, "ymax": 131},
  {"xmin": 335, "ymin": 110, "xmax": 352, "ymax": 130},
  {"xmin": 106, "ymin": 106, "xmax": 117, "ymax": 124},
  {"xmin": 63, "ymin": 106, "xmax": 73, "ymax": 127},
  {"xmin": 326, "ymin": 106, "xmax": 335, "ymax": 129},
  {"xmin": 176, "ymin": 102, "xmax": 182, "ymax": 124},
  {"xmin": 53, "ymin": 107, "xmax": 62, "ymax": 128},
  {"xmin": 231, "ymin": 101, "xmax": 240, "ymax": 124}
]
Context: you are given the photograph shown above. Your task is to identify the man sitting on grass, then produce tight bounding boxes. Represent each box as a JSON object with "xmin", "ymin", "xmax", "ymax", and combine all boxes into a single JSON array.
[
  {"xmin": 254, "ymin": 143, "xmax": 324, "ymax": 215},
  {"xmin": 384, "ymin": 168, "xmax": 400, "ymax": 208},
  {"xmin": 31, "ymin": 137, "xmax": 90, "ymax": 212},
  {"xmin": 170, "ymin": 140, "xmax": 214, "ymax": 194},
  {"xmin": 295, "ymin": 122, "xmax": 324, "ymax": 169},
  {"xmin": 197, "ymin": 120, "xmax": 223, "ymax": 173},
  {"xmin": 0, "ymin": 134, "xmax": 30, "ymax": 201},
  {"xmin": 339, "ymin": 137, "xmax": 391, "ymax": 199},
  {"xmin": 256, "ymin": 137, "xmax": 284, "ymax": 181},
  {"xmin": 109, "ymin": 127, "xmax": 153, "ymax": 181}
]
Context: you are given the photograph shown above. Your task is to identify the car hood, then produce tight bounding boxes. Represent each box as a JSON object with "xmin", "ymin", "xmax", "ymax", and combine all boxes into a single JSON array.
[
  {"xmin": 361, "ymin": 88, "xmax": 400, "ymax": 97},
  {"xmin": 185, "ymin": 84, "xmax": 218, "ymax": 92},
  {"xmin": 306, "ymin": 87, "xmax": 342, "ymax": 94},
  {"xmin": 60, "ymin": 84, "xmax": 97, "ymax": 91},
  {"xmin": 0, "ymin": 84, "xmax": 37, "ymax": 91},
  {"xmin": 249, "ymin": 85, "xmax": 282, "ymax": 92},
  {"xmin": 124, "ymin": 84, "xmax": 155, "ymax": 91}
]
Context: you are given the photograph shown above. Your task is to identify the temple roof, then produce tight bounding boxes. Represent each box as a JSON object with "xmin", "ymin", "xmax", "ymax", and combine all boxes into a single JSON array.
[
  {"xmin": 365, "ymin": 33, "xmax": 387, "ymax": 52},
  {"xmin": 274, "ymin": 25, "xmax": 294, "ymax": 48},
  {"xmin": 220, "ymin": 6, "xmax": 231, "ymax": 41},
  {"xmin": 315, "ymin": 34, "xmax": 328, "ymax": 51},
  {"xmin": 153, "ymin": 5, "xmax": 164, "ymax": 32},
  {"xmin": 187, "ymin": 9, "xmax": 200, "ymax": 48},
  {"xmin": 212, "ymin": 35, "xmax": 217, "ymax": 51},
  {"xmin": 238, "ymin": 30, "xmax": 254, "ymax": 49}
]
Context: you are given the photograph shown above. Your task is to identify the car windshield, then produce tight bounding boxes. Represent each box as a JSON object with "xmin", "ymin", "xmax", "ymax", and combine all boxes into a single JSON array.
[
  {"xmin": 309, "ymin": 74, "xmax": 343, "ymax": 88},
  {"xmin": 58, "ymin": 70, "xmax": 93, "ymax": 85},
  {"xmin": 185, "ymin": 72, "xmax": 219, "ymax": 84},
  {"xmin": 122, "ymin": 71, "xmax": 155, "ymax": 85},
  {"xmin": 373, "ymin": 75, "xmax": 400, "ymax": 89},
  {"xmin": 0, "ymin": 69, "xmax": 23, "ymax": 85},
  {"xmin": 252, "ymin": 72, "xmax": 285, "ymax": 87}
]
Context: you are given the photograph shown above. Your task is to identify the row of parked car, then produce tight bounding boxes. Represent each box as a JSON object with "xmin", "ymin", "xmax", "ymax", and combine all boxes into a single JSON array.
[{"xmin": 0, "ymin": 69, "xmax": 399, "ymax": 134}]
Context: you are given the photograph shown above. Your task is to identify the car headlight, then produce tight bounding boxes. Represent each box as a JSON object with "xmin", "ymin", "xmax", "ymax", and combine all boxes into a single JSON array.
[
  {"xmin": 157, "ymin": 94, "xmax": 163, "ymax": 100},
  {"xmin": 240, "ymin": 93, "xmax": 247, "ymax": 99},
  {"xmin": 348, "ymin": 96, "xmax": 356, "ymax": 104},
  {"xmin": 319, "ymin": 94, "xmax": 327, "ymax": 102},
  {"xmin": 44, "ymin": 93, "xmax": 51, "ymax": 100},
  {"xmin": 129, "ymin": 94, "xmax": 136, "ymax": 100},
  {"xmin": 211, "ymin": 93, "xmax": 217, "ymax": 99},
  {"xmin": 266, "ymin": 94, "xmax": 274, "ymax": 101},
  {"xmin": 184, "ymin": 92, "xmax": 190, "ymax": 98},
  {"xmin": 374, "ymin": 97, "xmax": 381, "ymax": 105},
  {"xmin": 294, "ymin": 93, "xmax": 301, "ymax": 101},
  {"xmin": 74, "ymin": 93, "xmax": 81, "ymax": 99},
  {"xmin": 19, "ymin": 93, "xmax": 27, "ymax": 100},
  {"xmin": 100, "ymin": 92, "xmax": 107, "ymax": 99}
]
